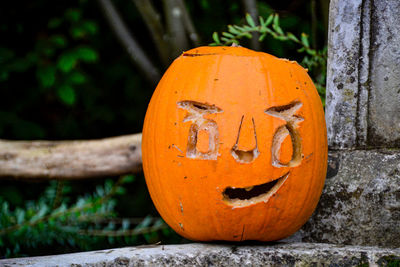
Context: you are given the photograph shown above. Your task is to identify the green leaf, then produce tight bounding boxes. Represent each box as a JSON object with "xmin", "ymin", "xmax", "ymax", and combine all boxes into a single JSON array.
[
  {"xmin": 301, "ymin": 33, "xmax": 310, "ymax": 47},
  {"xmin": 246, "ymin": 13, "xmax": 256, "ymax": 27},
  {"xmin": 65, "ymin": 9, "xmax": 81, "ymax": 22},
  {"xmin": 115, "ymin": 186, "xmax": 125, "ymax": 195},
  {"xmin": 233, "ymin": 25, "xmax": 245, "ymax": 31},
  {"xmin": 68, "ymin": 237, "xmax": 76, "ymax": 246},
  {"xmin": 259, "ymin": 16, "xmax": 265, "ymax": 26},
  {"xmin": 76, "ymin": 47, "xmax": 98, "ymax": 62},
  {"xmin": 71, "ymin": 26, "xmax": 86, "ymax": 39},
  {"xmin": 222, "ymin": 32, "xmax": 235, "ymax": 38},
  {"xmin": 121, "ymin": 175, "xmax": 135, "ymax": 184},
  {"xmin": 57, "ymin": 53, "xmax": 77, "ymax": 72},
  {"xmin": 306, "ymin": 48, "xmax": 317, "ymax": 56},
  {"xmin": 69, "ymin": 71, "xmax": 86, "ymax": 84},
  {"xmin": 96, "ymin": 185, "xmax": 105, "ymax": 196},
  {"xmin": 242, "ymin": 25, "xmax": 253, "ymax": 31},
  {"xmin": 227, "ymin": 25, "xmax": 240, "ymax": 34},
  {"xmin": 43, "ymin": 48, "xmax": 55, "ymax": 57},
  {"xmin": 273, "ymin": 13, "xmax": 280, "ymax": 28},
  {"xmin": 136, "ymin": 216, "xmax": 152, "ymax": 229},
  {"xmin": 259, "ymin": 33, "xmax": 267, "ymax": 41},
  {"xmin": 244, "ymin": 32, "xmax": 252, "ymax": 39},
  {"xmin": 82, "ymin": 21, "xmax": 98, "ymax": 35},
  {"xmin": 16, "ymin": 209, "xmax": 25, "ymax": 224},
  {"xmin": 220, "ymin": 37, "xmax": 230, "ymax": 42},
  {"xmin": 162, "ymin": 227, "xmax": 172, "ymax": 236},
  {"xmin": 272, "ymin": 24, "xmax": 284, "ymax": 35},
  {"xmin": 30, "ymin": 205, "xmax": 48, "ymax": 222},
  {"xmin": 275, "ymin": 35, "xmax": 288, "ymax": 41},
  {"xmin": 287, "ymin": 32, "xmax": 299, "ymax": 42},
  {"xmin": 50, "ymin": 35, "xmax": 67, "ymax": 48},
  {"xmin": 264, "ymin": 27, "xmax": 273, "ymax": 34},
  {"xmin": 36, "ymin": 66, "xmax": 56, "ymax": 88},
  {"xmin": 200, "ymin": 0, "xmax": 210, "ymax": 9},
  {"xmin": 297, "ymin": 47, "xmax": 305, "ymax": 53},
  {"xmin": 57, "ymin": 85, "xmax": 76, "ymax": 105},
  {"xmin": 264, "ymin": 14, "xmax": 274, "ymax": 27},
  {"xmin": 212, "ymin": 32, "xmax": 220, "ymax": 44},
  {"xmin": 269, "ymin": 31, "xmax": 278, "ymax": 38},
  {"xmin": 122, "ymin": 219, "xmax": 130, "ymax": 230}
]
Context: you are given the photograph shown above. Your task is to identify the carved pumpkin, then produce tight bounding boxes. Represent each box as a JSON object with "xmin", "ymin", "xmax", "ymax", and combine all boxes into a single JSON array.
[{"xmin": 142, "ymin": 46, "xmax": 327, "ymax": 241}]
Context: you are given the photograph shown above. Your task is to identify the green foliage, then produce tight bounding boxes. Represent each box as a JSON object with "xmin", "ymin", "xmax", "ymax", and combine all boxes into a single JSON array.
[
  {"xmin": 0, "ymin": 7, "xmax": 98, "ymax": 107},
  {"xmin": 57, "ymin": 85, "xmax": 76, "ymax": 105},
  {"xmin": 0, "ymin": 176, "xmax": 169, "ymax": 258},
  {"xmin": 211, "ymin": 13, "xmax": 327, "ymax": 105},
  {"xmin": 0, "ymin": 0, "xmax": 158, "ymax": 140}
]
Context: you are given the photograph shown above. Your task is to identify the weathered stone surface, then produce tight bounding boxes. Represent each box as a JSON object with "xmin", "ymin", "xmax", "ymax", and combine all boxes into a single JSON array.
[
  {"xmin": 368, "ymin": 0, "xmax": 400, "ymax": 147},
  {"xmin": 326, "ymin": 0, "xmax": 400, "ymax": 148},
  {"xmin": 301, "ymin": 149, "xmax": 400, "ymax": 248},
  {"xmin": 1, "ymin": 242, "xmax": 400, "ymax": 267},
  {"xmin": 326, "ymin": 0, "xmax": 367, "ymax": 148}
]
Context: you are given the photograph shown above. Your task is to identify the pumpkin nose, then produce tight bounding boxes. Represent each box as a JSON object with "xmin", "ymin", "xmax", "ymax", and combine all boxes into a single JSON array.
[{"xmin": 231, "ymin": 115, "xmax": 259, "ymax": 163}]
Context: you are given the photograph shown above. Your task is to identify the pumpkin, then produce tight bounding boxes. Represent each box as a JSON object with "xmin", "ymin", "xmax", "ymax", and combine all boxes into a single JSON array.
[{"xmin": 142, "ymin": 46, "xmax": 327, "ymax": 241}]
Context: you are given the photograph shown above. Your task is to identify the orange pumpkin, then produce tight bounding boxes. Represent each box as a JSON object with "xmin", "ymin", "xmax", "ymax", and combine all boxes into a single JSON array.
[{"xmin": 142, "ymin": 46, "xmax": 327, "ymax": 241}]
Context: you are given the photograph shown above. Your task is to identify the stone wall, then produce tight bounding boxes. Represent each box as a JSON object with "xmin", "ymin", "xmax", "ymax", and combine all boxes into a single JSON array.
[
  {"xmin": 300, "ymin": 0, "xmax": 400, "ymax": 248},
  {"xmin": 326, "ymin": 0, "xmax": 400, "ymax": 148}
]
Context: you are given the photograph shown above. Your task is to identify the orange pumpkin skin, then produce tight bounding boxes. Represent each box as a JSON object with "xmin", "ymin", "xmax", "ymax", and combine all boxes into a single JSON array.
[{"xmin": 142, "ymin": 46, "xmax": 327, "ymax": 241}]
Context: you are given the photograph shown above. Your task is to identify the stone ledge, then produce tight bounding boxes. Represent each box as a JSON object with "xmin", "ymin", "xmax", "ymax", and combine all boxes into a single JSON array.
[{"xmin": 1, "ymin": 243, "xmax": 400, "ymax": 267}]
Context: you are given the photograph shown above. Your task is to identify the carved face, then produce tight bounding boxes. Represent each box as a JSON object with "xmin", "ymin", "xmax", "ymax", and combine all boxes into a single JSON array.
[{"xmin": 142, "ymin": 46, "xmax": 327, "ymax": 242}]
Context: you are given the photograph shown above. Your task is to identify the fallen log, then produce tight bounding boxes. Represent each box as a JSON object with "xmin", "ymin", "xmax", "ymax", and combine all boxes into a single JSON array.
[{"xmin": 0, "ymin": 133, "xmax": 142, "ymax": 180}]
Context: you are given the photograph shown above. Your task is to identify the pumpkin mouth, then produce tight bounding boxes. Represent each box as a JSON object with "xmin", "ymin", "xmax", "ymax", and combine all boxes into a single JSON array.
[{"xmin": 222, "ymin": 172, "xmax": 290, "ymax": 207}]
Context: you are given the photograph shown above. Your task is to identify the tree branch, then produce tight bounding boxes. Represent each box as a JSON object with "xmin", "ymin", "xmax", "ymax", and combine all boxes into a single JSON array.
[
  {"xmin": 242, "ymin": 0, "xmax": 260, "ymax": 50},
  {"xmin": 311, "ymin": 0, "xmax": 318, "ymax": 49},
  {"xmin": 163, "ymin": 0, "xmax": 189, "ymax": 58},
  {"xmin": 176, "ymin": 0, "xmax": 201, "ymax": 46},
  {"xmin": 319, "ymin": 0, "xmax": 329, "ymax": 45},
  {"xmin": 0, "ymin": 133, "xmax": 142, "ymax": 180},
  {"xmin": 98, "ymin": 0, "xmax": 161, "ymax": 85},
  {"xmin": 132, "ymin": 0, "xmax": 171, "ymax": 66}
]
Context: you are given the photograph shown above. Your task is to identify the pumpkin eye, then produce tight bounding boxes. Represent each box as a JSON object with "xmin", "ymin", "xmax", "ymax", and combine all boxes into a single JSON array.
[
  {"xmin": 272, "ymin": 126, "xmax": 293, "ymax": 165},
  {"xmin": 265, "ymin": 101, "xmax": 303, "ymax": 167},
  {"xmin": 177, "ymin": 101, "xmax": 223, "ymax": 160}
]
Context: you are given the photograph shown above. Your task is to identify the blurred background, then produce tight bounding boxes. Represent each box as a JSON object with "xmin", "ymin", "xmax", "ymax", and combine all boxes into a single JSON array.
[{"xmin": 0, "ymin": 0, "xmax": 329, "ymax": 258}]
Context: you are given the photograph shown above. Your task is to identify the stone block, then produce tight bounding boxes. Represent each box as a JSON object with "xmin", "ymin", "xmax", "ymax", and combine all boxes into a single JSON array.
[
  {"xmin": 326, "ymin": 0, "xmax": 400, "ymax": 148},
  {"xmin": 301, "ymin": 150, "xmax": 400, "ymax": 248},
  {"xmin": 368, "ymin": 0, "xmax": 400, "ymax": 147}
]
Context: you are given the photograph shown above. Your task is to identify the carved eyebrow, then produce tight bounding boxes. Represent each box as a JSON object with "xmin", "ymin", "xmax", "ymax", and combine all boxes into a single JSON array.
[
  {"xmin": 177, "ymin": 100, "xmax": 223, "ymax": 114},
  {"xmin": 264, "ymin": 101, "xmax": 303, "ymax": 118}
]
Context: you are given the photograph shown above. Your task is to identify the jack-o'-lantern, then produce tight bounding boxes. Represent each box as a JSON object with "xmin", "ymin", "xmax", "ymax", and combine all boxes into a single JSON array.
[{"xmin": 142, "ymin": 46, "xmax": 327, "ymax": 241}]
